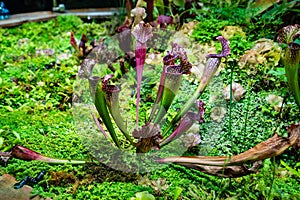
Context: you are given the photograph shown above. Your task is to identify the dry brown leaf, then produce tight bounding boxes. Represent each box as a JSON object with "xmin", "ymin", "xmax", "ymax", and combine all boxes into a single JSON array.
[
  {"xmin": 158, "ymin": 122, "xmax": 300, "ymax": 177},
  {"xmin": 180, "ymin": 161, "xmax": 262, "ymax": 178}
]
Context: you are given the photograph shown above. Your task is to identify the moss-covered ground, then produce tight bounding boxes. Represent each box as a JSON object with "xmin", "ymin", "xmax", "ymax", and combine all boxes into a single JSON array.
[{"xmin": 0, "ymin": 3, "xmax": 299, "ymax": 199}]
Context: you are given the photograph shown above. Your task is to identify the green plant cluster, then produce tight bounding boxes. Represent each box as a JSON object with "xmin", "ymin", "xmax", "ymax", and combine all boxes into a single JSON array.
[
  {"xmin": 191, "ymin": 18, "xmax": 231, "ymax": 43},
  {"xmin": 0, "ymin": 8, "xmax": 299, "ymax": 199},
  {"xmin": 0, "ymin": 15, "xmax": 107, "ymax": 112},
  {"xmin": 192, "ymin": 0, "xmax": 299, "ymax": 43}
]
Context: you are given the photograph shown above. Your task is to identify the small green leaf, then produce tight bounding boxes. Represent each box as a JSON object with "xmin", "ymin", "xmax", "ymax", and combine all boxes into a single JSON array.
[
  {"xmin": 46, "ymin": 93, "xmax": 51, "ymax": 100},
  {"xmin": 12, "ymin": 131, "xmax": 21, "ymax": 140},
  {"xmin": 0, "ymin": 137, "xmax": 3, "ymax": 147},
  {"xmin": 131, "ymin": 191, "xmax": 155, "ymax": 200},
  {"xmin": 155, "ymin": 0, "xmax": 164, "ymax": 7},
  {"xmin": 173, "ymin": 187, "xmax": 183, "ymax": 200},
  {"xmin": 280, "ymin": 160, "xmax": 300, "ymax": 178},
  {"xmin": 294, "ymin": 37, "xmax": 300, "ymax": 46},
  {"xmin": 4, "ymin": 106, "xmax": 14, "ymax": 112},
  {"xmin": 173, "ymin": 0, "xmax": 185, "ymax": 8}
]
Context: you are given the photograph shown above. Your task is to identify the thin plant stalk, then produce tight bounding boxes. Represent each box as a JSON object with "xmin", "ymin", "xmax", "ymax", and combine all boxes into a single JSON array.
[
  {"xmin": 243, "ymin": 79, "xmax": 253, "ymax": 135},
  {"xmin": 228, "ymin": 63, "xmax": 234, "ymax": 148},
  {"xmin": 267, "ymin": 156, "xmax": 276, "ymax": 200}
]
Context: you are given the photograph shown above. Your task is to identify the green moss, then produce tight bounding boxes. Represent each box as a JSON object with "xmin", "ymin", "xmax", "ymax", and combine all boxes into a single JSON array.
[
  {"xmin": 191, "ymin": 18, "xmax": 231, "ymax": 43},
  {"xmin": 0, "ymin": 11, "xmax": 299, "ymax": 199}
]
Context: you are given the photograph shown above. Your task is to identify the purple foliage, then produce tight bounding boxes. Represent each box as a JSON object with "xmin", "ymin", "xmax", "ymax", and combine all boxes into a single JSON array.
[
  {"xmin": 206, "ymin": 36, "xmax": 230, "ymax": 59},
  {"xmin": 117, "ymin": 22, "xmax": 132, "ymax": 53},
  {"xmin": 160, "ymin": 100, "xmax": 205, "ymax": 146},
  {"xmin": 157, "ymin": 15, "xmax": 173, "ymax": 28}
]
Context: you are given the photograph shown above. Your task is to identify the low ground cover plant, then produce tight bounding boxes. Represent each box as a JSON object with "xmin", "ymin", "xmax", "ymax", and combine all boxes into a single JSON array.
[{"xmin": 0, "ymin": 0, "xmax": 299, "ymax": 199}]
